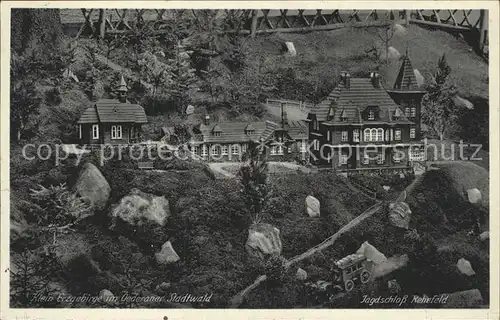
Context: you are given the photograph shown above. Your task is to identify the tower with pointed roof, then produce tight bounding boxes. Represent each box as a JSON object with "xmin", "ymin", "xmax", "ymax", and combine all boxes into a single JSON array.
[
  {"xmin": 386, "ymin": 47, "xmax": 427, "ymax": 140},
  {"xmin": 117, "ymin": 75, "xmax": 128, "ymax": 103}
]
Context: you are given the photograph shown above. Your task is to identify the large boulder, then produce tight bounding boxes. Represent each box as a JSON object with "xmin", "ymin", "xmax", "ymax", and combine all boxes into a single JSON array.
[
  {"xmin": 296, "ymin": 268, "xmax": 308, "ymax": 281},
  {"xmin": 110, "ymin": 188, "xmax": 170, "ymax": 228},
  {"xmin": 457, "ymin": 258, "xmax": 476, "ymax": 276},
  {"xmin": 453, "ymin": 95, "xmax": 474, "ymax": 110},
  {"xmin": 479, "ymin": 231, "xmax": 489, "ymax": 241},
  {"xmin": 443, "ymin": 289, "xmax": 483, "ymax": 308},
  {"xmin": 393, "ymin": 24, "xmax": 407, "ymax": 36},
  {"xmin": 155, "ymin": 241, "xmax": 180, "ymax": 265},
  {"xmin": 356, "ymin": 241, "xmax": 387, "ymax": 265},
  {"xmin": 99, "ymin": 289, "xmax": 116, "ymax": 306},
  {"xmin": 467, "ymin": 188, "xmax": 482, "ymax": 204},
  {"xmin": 379, "ymin": 46, "xmax": 401, "ymax": 61},
  {"xmin": 245, "ymin": 223, "xmax": 282, "ymax": 259},
  {"xmin": 413, "ymin": 69, "xmax": 425, "ymax": 87},
  {"xmin": 388, "ymin": 202, "xmax": 412, "ymax": 229},
  {"xmin": 283, "ymin": 41, "xmax": 297, "ymax": 57},
  {"xmin": 305, "ymin": 195, "xmax": 320, "ymax": 217},
  {"xmin": 75, "ymin": 163, "xmax": 110, "ymax": 211}
]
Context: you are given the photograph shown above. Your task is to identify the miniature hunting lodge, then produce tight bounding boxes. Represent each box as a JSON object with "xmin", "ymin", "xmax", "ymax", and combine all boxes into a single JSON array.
[
  {"xmin": 306, "ymin": 52, "xmax": 426, "ymax": 170},
  {"xmin": 189, "ymin": 112, "xmax": 308, "ymax": 162},
  {"xmin": 77, "ymin": 76, "xmax": 147, "ymax": 145}
]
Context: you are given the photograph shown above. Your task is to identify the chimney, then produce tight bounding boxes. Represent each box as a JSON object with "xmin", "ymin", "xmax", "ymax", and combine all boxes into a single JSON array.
[
  {"xmin": 204, "ymin": 114, "xmax": 210, "ymax": 125},
  {"xmin": 341, "ymin": 71, "xmax": 351, "ymax": 89},
  {"xmin": 117, "ymin": 75, "xmax": 128, "ymax": 103},
  {"xmin": 370, "ymin": 71, "xmax": 381, "ymax": 88}
]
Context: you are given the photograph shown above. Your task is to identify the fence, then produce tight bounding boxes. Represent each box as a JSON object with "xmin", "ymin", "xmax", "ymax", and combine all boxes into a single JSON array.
[{"xmin": 61, "ymin": 9, "xmax": 488, "ymax": 54}]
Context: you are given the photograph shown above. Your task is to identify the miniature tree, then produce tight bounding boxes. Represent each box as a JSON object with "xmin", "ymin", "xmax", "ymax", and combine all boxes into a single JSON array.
[{"xmin": 238, "ymin": 140, "xmax": 272, "ymax": 224}]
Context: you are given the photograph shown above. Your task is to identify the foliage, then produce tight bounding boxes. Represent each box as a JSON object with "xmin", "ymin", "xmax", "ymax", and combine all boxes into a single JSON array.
[
  {"xmin": 422, "ymin": 54, "xmax": 459, "ymax": 140},
  {"xmin": 238, "ymin": 141, "xmax": 272, "ymax": 224},
  {"xmin": 10, "ymin": 59, "xmax": 42, "ymax": 141},
  {"xmin": 10, "ymin": 247, "xmax": 62, "ymax": 307},
  {"xmin": 264, "ymin": 254, "xmax": 289, "ymax": 284},
  {"xmin": 26, "ymin": 183, "xmax": 92, "ymax": 226}
]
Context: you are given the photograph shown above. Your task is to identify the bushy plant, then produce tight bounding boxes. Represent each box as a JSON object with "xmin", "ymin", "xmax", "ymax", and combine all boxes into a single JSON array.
[
  {"xmin": 26, "ymin": 183, "xmax": 92, "ymax": 226},
  {"xmin": 264, "ymin": 254, "xmax": 289, "ymax": 284}
]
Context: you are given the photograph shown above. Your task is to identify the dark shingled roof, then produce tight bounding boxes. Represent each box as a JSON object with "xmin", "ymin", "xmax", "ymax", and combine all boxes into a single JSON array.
[
  {"xmin": 197, "ymin": 120, "xmax": 308, "ymax": 143},
  {"xmin": 309, "ymin": 77, "xmax": 414, "ymax": 125},
  {"xmin": 393, "ymin": 54, "xmax": 419, "ymax": 91},
  {"xmin": 77, "ymin": 99, "xmax": 147, "ymax": 124}
]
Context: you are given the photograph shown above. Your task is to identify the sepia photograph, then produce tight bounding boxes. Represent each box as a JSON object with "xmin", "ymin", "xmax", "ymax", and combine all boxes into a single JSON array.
[{"xmin": 1, "ymin": 2, "xmax": 497, "ymax": 316}]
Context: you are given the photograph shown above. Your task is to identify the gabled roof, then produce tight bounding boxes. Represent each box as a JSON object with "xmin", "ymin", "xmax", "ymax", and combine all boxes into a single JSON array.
[
  {"xmin": 197, "ymin": 120, "xmax": 308, "ymax": 143},
  {"xmin": 393, "ymin": 53, "xmax": 419, "ymax": 91},
  {"xmin": 77, "ymin": 98, "xmax": 147, "ymax": 124},
  {"xmin": 309, "ymin": 77, "xmax": 414, "ymax": 125}
]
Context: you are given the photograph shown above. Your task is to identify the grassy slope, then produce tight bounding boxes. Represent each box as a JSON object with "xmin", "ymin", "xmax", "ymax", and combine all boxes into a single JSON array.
[{"xmin": 241, "ymin": 24, "xmax": 488, "ymax": 100}]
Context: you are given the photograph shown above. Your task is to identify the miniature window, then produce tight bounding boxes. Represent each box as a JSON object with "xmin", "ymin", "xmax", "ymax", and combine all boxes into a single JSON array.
[
  {"xmin": 339, "ymin": 154, "xmax": 348, "ymax": 165},
  {"xmin": 231, "ymin": 144, "xmax": 240, "ymax": 155},
  {"xmin": 368, "ymin": 110, "xmax": 375, "ymax": 120},
  {"xmin": 341, "ymin": 131, "xmax": 348, "ymax": 142},
  {"xmin": 211, "ymin": 145, "xmax": 220, "ymax": 156},
  {"xmin": 410, "ymin": 128, "xmax": 416, "ymax": 139},
  {"xmin": 201, "ymin": 145, "xmax": 208, "ymax": 157},
  {"xmin": 214, "ymin": 132, "xmax": 221, "ymax": 137},
  {"xmin": 363, "ymin": 154, "xmax": 370, "ymax": 164},
  {"xmin": 377, "ymin": 153, "xmax": 385, "ymax": 164},
  {"xmin": 192, "ymin": 145, "xmax": 199, "ymax": 154},
  {"xmin": 353, "ymin": 129, "xmax": 360, "ymax": 142},
  {"xmin": 111, "ymin": 125, "xmax": 122, "ymax": 139},
  {"xmin": 364, "ymin": 129, "xmax": 371, "ymax": 142},
  {"xmin": 405, "ymin": 107, "xmax": 410, "ymax": 116},
  {"xmin": 395, "ymin": 129, "xmax": 402, "ymax": 141},
  {"xmin": 221, "ymin": 145, "xmax": 228, "ymax": 155},
  {"xmin": 92, "ymin": 124, "xmax": 99, "ymax": 139},
  {"xmin": 377, "ymin": 129, "xmax": 384, "ymax": 141},
  {"xmin": 246, "ymin": 130, "xmax": 255, "ymax": 135},
  {"xmin": 393, "ymin": 152, "xmax": 402, "ymax": 163},
  {"xmin": 410, "ymin": 107, "xmax": 416, "ymax": 117}
]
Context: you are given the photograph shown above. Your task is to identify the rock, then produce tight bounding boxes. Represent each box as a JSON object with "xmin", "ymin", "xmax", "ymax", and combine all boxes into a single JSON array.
[
  {"xmin": 305, "ymin": 195, "xmax": 320, "ymax": 217},
  {"xmin": 296, "ymin": 268, "xmax": 308, "ymax": 281},
  {"xmin": 155, "ymin": 241, "xmax": 180, "ymax": 265},
  {"xmin": 457, "ymin": 258, "xmax": 476, "ymax": 276},
  {"xmin": 75, "ymin": 163, "xmax": 111, "ymax": 211},
  {"xmin": 388, "ymin": 279, "xmax": 401, "ymax": 294},
  {"xmin": 110, "ymin": 188, "xmax": 170, "ymax": 228},
  {"xmin": 283, "ymin": 41, "xmax": 297, "ymax": 57},
  {"xmin": 383, "ymin": 185, "xmax": 391, "ymax": 191},
  {"xmin": 157, "ymin": 282, "xmax": 171, "ymax": 291},
  {"xmin": 413, "ymin": 69, "xmax": 425, "ymax": 87},
  {"xmin": 245, "ymin": 223, "xmax": 282, "ymax": 259},
  {"xmin": 467, "ymin": 188, "xmax": 482, "ymax": 204},
  {"xmin": 388, "ymin": 202, "xmax": 412, "ymax": 229},
  {"xmin": 453, "ymin": 95, "xmax": 474, "ymax": 110},
  {"xmin": 393, "ymin": 23, "xmax": 407, "ymax": 36},
  {"xmin": 99, "ymin": 289, "xmax": 116, "ymax": 305},
  {"xmin": 63, "ymin": 68, "xmax": 79, "ymax": 82},
  {"xmin": 444, "ymin": 289, "xmax": 483, "ymax": 308},
  {"xmin": 379, "ymin": 46, "xmax": 401, "ymax": 61},
  {"xmin": 185, "ymin": 104, "xmax": 195, "ymax": 115},
  {"xmin": 356, "ymin": 241, "xmax": 387, "ymax": 265},
  {"xmin": 479, "ymin": 231, "xmax": 489, "ymax": 241}
]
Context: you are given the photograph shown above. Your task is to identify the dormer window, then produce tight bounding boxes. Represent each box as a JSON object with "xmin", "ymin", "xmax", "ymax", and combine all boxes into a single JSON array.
[
  {"xmin": 339, "ymin": 108, "xmax": 348, "ymax": 122},
  {"xmin": 393, "ymin": 108, "xmax": 403, "ymax": 121},
  {"xmin": 214, "ymin": 132, "xmax": 221, "ymax": 137},
  {"xmin": 212, "ymin": 124, "xmax": 222, "ymax": 137},
  {"xmin": 368, "ymin": 110, "xmax": 375, "ymax": 120},
  {"xmin": 246, "ymin": 130, "xmax": 255, "ymax": 135}
]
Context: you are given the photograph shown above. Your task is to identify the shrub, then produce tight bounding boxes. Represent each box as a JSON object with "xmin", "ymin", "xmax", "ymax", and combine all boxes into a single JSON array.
[
  {"xmin": 264, "ymin": 254, "xmax": 289, "ymax": 284},
  {"xmin": 26, "ymin": 183, "xmax": 92, "ymax": 226}
]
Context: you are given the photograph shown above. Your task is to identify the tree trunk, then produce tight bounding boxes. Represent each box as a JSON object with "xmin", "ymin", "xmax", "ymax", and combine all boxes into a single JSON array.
[
  {"xmin": 11, "ymin": 9, "xmax": 63, "ymax": 57},
  {"xmin": 97, "ymin": 9, "xmax": 106, "ymax": 39}
]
